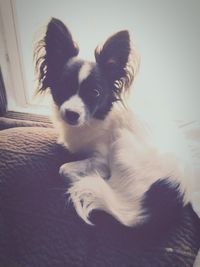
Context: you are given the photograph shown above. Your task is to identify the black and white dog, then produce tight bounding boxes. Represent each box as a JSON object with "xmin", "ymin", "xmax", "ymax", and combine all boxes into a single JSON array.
[{"xmin": 35, "ymin": 18, "xmax": 194, "ymax": 228}]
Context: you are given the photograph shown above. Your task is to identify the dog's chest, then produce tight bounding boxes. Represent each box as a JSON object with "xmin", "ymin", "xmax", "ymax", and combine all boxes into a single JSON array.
[{"xmin": 62, "ymin": 120, "xmax": 112, "ymax": 154}]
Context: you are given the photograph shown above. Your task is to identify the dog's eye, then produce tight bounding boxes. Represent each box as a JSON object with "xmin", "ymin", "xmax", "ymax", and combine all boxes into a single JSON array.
[{"xmin": 92, "ymin": 89, "xmax": 100, "ymax": 97}]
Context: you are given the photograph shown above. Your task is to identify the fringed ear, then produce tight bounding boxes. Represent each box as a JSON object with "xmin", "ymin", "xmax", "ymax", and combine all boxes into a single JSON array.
[
  {"xmin": 34, "ymin": 18, "xmax": 79, "ymax": 92},
  {"xmin": 95, "ymin": 30, "xmax": 139, "ymax": 96}
]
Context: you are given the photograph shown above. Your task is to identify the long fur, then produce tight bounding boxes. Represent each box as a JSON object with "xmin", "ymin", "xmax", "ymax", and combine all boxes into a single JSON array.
[{"xmin": 34, "ymin": 18, "xmax": 196, "ymax": 229}]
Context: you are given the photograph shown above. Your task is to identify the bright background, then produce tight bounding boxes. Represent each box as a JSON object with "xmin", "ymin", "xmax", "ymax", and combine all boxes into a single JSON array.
[{"xmin": 15, "ymin": 0, "xmax": 200, "ymax": 121}]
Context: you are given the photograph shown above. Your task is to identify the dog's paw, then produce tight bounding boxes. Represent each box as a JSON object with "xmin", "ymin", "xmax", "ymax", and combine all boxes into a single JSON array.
[
  {"xmin": 59, "ymin": 162, "xmax": 86, "ymax": 182},
  {"xmin": 67, "ymin": 179, "xmax": 100, "ymax": 225}
]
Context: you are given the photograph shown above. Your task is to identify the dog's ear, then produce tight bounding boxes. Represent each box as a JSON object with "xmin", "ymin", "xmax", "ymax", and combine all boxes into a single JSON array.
[
  {"xmin": 95, "ymin": 31, "xmax": 132, "ymax": 87},
  {"xmin": 34, "ymin": 18, "xmax": 79, "ymax": 92}
]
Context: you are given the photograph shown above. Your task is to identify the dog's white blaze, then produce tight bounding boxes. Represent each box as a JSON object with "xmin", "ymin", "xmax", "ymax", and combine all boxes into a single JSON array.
[
  {"xmin": 78, "ymin": 63, "xmax": 92, "ymax": 84},
  {"xmin": 60, "ymin": 94, "xmax": 85, "ymax": 113}
]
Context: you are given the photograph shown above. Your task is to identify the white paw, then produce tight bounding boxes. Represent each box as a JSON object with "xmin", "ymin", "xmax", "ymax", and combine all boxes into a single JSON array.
[
  {"xmin": 59, "ymin": 162, "xmax": 86, "ymax": 182},
  {"xmin": 67, "ymin": 180, "xmax": 99, "ymax": 225}
]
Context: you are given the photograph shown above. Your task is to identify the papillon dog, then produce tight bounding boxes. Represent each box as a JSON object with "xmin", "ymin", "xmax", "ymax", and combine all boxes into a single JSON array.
[{"xmin": 34, "ymin": 18, "xmax": 195, "ymax": 229}]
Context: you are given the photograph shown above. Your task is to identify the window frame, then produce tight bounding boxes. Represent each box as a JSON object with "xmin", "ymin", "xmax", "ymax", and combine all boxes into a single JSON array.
[{"xmin": 0, "ymin": 0, "xmax": 49, "ymax": 115}]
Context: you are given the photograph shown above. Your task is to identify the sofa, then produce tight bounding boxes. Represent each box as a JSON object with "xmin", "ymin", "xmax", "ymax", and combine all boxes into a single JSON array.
[{"xmin": 0, "ymin": 121, "xmax": 200, "ymax": 267}]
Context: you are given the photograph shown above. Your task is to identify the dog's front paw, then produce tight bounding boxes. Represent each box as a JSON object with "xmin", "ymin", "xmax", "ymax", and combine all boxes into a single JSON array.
[
  {"xmin": 67, "ymin": 180, "xmax": 99, "ymax": 225},
  {"xmin": 59, "ymin": 162, "xmax": 85, "ymax": 182}
]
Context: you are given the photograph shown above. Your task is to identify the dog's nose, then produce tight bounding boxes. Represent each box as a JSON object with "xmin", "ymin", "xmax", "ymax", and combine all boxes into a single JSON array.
[{"xmin": 64, "ymin": 110, "xmax": 80, "ymax": 125}]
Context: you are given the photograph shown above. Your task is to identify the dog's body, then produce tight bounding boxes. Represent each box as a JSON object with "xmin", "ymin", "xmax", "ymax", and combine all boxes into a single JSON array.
[
  {"xmin": 54, "ymin": 100, "xmax": 191, "ymax": 227},
  {"xmin": 35, "ymin": 18, "xmax": 195, "ymax": 228}
]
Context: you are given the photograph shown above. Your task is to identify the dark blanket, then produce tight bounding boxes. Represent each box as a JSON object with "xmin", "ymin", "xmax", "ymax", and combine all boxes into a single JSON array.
[{"xmin": 0, "ymin": 127, "xmax": 200, "ymax": 267}]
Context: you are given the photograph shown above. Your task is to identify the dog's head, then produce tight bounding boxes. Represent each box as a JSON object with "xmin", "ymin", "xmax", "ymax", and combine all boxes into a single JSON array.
[{"xmin": 35, "ymin": 18, "xmax": 139, "ymax": 126}]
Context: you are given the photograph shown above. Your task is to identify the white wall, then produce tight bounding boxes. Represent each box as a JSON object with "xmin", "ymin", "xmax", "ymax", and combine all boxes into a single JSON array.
[{"xmin": 15, "ymin": 0, "xmax": 200, "ymax": 121}]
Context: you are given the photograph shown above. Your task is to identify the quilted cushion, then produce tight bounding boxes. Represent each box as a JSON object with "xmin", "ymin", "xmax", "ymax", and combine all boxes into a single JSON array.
[{"xmin": 0, "ymin": 127, "xmax": 199, "ymax": 267}]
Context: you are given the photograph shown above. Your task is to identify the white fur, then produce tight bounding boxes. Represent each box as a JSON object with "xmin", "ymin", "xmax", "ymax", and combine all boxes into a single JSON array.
[
  {"xmin": 78, "ymin": 63, "xmax": 92, "ymax": 84},
  {"xmin": 52, "ymin": 100, "xmax": 195, "ymax": 226}
]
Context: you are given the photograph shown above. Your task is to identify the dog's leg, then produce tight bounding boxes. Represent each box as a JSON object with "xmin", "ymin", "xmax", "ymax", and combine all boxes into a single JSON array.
[
  {"xmin": 67, "ymin": 172, "xmax": 145, "ymax": 226},
  {"xmin": 59, "ymin": 159, "xmax": 92, "ymax": 182},
  {"xmin": 59, "ymin": 155, "xmax": 110, "ymax": 182},
  {"xmin": 66, "ymin": 130, "xmax": 152, "ymax": 226}
]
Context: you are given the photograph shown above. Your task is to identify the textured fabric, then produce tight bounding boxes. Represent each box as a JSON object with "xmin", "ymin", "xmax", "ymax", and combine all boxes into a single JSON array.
[
  {"xmin": 0, "ymin": 116, "xmax": 52, "ymax": 130},
  {"xmin": 0, "ymin": 127, "xmax": 200, "ymax": 267}
]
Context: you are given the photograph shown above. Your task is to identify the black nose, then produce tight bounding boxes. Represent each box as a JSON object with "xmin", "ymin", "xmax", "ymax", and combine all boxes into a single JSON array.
[{"xmin": 65, "ymin": 110, "xmax": 80, "ymax": 125}]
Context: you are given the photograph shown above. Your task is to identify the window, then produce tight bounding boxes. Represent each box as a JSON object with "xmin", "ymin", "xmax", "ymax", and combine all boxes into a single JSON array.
[{"xmin": 0, "ymin": 0, "xmax": 200, "ymax": 122}]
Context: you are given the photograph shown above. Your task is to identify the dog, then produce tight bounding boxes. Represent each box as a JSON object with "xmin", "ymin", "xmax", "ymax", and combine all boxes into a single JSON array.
[{"xmin": 34, "ymin": 17, "xmax": 195, "ymax": 229}]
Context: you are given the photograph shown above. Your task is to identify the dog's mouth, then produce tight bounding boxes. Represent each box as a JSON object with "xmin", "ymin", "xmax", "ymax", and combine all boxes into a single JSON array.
[
  {"xmin": 66, "ymin": 120, "xmax": 79, "ymax": 126},
  {"xmin": 64, "ymin": 118, "xmax": 83, "ymax": 127}
]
